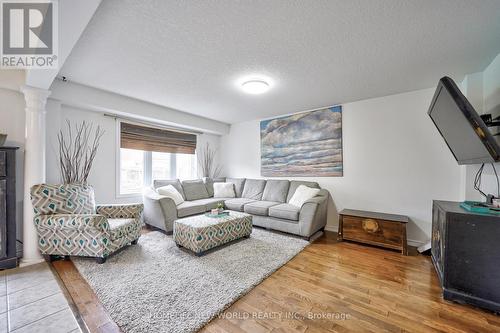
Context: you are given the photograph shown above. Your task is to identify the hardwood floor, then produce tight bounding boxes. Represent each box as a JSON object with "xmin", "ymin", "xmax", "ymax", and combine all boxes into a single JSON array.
[
  {"xmin": 51, "ymin": 231, "xmax": 500, "ymax": 333},
  {"xmin": 52, "ymin": 260, "xmax": 121, "ymax": 333}
]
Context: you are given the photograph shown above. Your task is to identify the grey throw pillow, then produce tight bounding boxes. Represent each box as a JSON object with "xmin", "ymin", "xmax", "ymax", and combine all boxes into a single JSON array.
[
  {"xmin": 226, "ymin": 178, "xmax": 246, "ymax": 197},
  {"xmin": 262, "ymin": 180, "xmax": 290, "ymax": 203},
  {"xmin": 203, "ymin": 177, "xmax": 214, "ymax": 197},
  {"xmin": 182, "ymin": 179, "xmax": 210, "ymax": 201},
  {"xmin": 241, "ymin": 179, "xmax": 267, "ymax": 200}
]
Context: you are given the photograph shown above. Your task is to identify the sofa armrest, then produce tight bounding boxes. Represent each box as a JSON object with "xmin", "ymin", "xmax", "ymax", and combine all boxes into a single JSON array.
[
  {"xmin": 96, "ymin": 203, "xmax": 143, "ymax": 219},
  {"xmin": 303, "ymin": 195, "xmax": 327, "ymax": 206},
  {"xmin": 143, "ymin": 191, "xmax": 177, "ymax": 233},
  {"xmin": 34, "ymin": 214, "xmax": 110, "ymax": 233},
  {"xmin": 299, "ymin": 191, "xmax": 329, "ymax": 237}
]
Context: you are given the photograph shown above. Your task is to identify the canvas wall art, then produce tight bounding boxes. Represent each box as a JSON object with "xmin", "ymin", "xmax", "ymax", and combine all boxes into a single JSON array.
[{"xmin": 260, "ymin": 106, "xmax": 343, "ymax": 177}]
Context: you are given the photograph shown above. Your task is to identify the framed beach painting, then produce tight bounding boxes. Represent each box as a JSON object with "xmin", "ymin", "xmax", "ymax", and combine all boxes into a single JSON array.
[{"xmin": 260, "ymin": 106, "xmax": 343, "ymax": 177}]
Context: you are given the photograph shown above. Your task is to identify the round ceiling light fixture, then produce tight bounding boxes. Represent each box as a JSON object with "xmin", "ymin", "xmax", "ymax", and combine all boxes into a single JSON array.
[{"xmin": 240, "ymin": 78, "xmax": 271, "ymax": 94}]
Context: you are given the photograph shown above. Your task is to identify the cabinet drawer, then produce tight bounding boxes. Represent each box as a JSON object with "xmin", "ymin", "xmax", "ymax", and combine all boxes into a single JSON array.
[
  {"xmin": 342, "ymin": 215, "xmax": 404, "ymax": 250},
  {"xmin": 0, "ymin": 151, "xmax": 5, "ymax": 177}
]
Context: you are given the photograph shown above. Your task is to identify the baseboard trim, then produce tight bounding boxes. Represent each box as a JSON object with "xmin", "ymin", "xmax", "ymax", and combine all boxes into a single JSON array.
[
  {"xmin": 443, "ymin": 287, "xmax": 500, "ymax": 313},
  {"xmin": 324, "ymin": 225, "xmax": 426, "ymax": 247},
  {"xmin": 19, "ymin": 258, "xmax": 45, "ymax": 267},
  {"xmin": 407, "ymin": 239, "xmax": 425, "ymax": 247},
  {"xmin": 324, "ymin": 225, "xmax": 338, "ymax": 233}
]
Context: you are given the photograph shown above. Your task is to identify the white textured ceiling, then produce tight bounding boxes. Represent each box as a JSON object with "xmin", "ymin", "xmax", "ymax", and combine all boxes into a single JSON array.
[{"xmin": 60, "ymin": 0, "xmax": 500, "ymax": 124}]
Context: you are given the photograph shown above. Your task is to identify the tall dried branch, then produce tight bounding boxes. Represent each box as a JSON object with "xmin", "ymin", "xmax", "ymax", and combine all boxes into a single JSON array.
[
  {"xmin": 57, "ymin": 120, "xmax": 104, "ymax": 184},
  {"xmin": 197, "ymin": 143, "xmax": 222, "ymax": 179}
]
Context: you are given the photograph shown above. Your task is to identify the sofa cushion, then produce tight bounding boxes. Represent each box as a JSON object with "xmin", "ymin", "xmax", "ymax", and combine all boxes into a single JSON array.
[
  {"xmin": 262, "ymin": 180, "xmax": 290, "ymax": 203},
  {"xmin": 177, "ymin": 201, "xmax": 207, "ymax": 217},
  {"xmin": 154, "ymin": 179, "xmax": 185, "ymax": 199},
  {"xmin": 244, "ymin": 201, "xmax": 280, "ymax": 216},
  {"xmin": 203, "ymin": 178, "xmax": 214, "ymax": 197},
  {"xmin": 203, "ymin": 178, "xmax": 228, "ymax": 197},
  {"xmin": 241, "ymin": 179, "xmax": 266, "ymax": 200},
  {"xmin": 192, "ymin": 198, "xmax": 228, "ymax": 210},
  {"xmin": 225, "ymin": 198, "xmax": 256, "ymax": 212},
  {"xmin": 203, "ymin": 177, "xmax": 226, "ymax": 197},
  {"xmin": 156, "ymin": 185, "xmax": 185, "ymax": 205},
  {"xmin": 289, "ymin": 185, "xmax": 321, "ymax": 208},
  {"xmin": 286, "ymin": 180, "xmax": 320, "ymax": 202},
  {"xmin": 268, "ymin": 203, "xmax": 300, "ymax": 221},
  {"xmin": 226, "ymin": 178, "xmax": 246, "ymax": 197},
  {"xmin": 182, "ymin": 180, "xmax": 210, "ymax": 201},
  {"xmin": 213, "ymin": 182, "xmax": 235, "ymax": 198}
]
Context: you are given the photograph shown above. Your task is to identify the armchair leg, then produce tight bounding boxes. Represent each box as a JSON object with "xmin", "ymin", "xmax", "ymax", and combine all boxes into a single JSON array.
[
  {"xmin": 46, "ymin": 255, "xmax": 57, "ymax": 262},
  {"xmin": 46, "ymin": 255, "xmax": 70, "ymax": 262},
  {"xmin": 96, "ymin": 257, "xmax": 107, "ymax": 264},
  {"xmin": 131, "ymin": 239, "xmax": 138, "ymax": 245}
]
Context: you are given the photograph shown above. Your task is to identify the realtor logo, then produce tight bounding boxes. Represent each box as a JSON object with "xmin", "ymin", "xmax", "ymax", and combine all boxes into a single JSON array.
[{"xmin": 1, "ymin": 1, "xmax": 58, "ymax": 69}]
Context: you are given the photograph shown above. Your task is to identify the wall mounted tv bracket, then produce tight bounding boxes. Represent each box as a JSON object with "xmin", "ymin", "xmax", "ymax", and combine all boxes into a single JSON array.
[{"xmin": 480, "ymin": 114, "xmax": 500, "ymax": 136}]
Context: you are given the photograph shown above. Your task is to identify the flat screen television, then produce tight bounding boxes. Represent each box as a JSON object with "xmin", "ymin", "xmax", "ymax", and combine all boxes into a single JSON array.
[{"xmin": 428, "ymin": 76, "xmax": 500, "ymax": 165}]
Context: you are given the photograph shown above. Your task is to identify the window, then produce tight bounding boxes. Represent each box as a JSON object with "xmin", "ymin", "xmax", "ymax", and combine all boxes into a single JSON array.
[
  {"xmin": 120, "ymin": 148, "xmax": 144, "ymax": 195},
  {"xmin": 176, "ymin": 153, "xmax": 197, "ymax": 180},
  {"xmin": 118, "ymin": 122, "xmax": 197, "ymax": 196},
  {"xmin": 152, "ymin": 151, "xmax": 171, "ymax": 181}
]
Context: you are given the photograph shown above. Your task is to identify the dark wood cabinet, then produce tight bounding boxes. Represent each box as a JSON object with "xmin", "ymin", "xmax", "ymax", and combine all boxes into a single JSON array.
[
  {"xmin": 432, "ymin": 200, "xmax": 500, "ymax": 313},
  {"xmin": 0, "ymin": 147, "xmax": 18, "ymax": 269},
  {"xmin": 338, "ymin": 209, "xmax": 408, "ymax": 255}
]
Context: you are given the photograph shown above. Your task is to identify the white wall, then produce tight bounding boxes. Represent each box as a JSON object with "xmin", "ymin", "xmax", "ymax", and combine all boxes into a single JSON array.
[
  {"xmin": 196, "ymin": 133, "xmax": 223, "ymax": 177},
  {"xmin": 46, "ymin": 104, "xmax": 128, "ymax": 204},
  {"xmin": 220, "ymin": 88, "xmax": 464, "ymax": 245},
  {"xmin": 0, "ymin": 71, "xmax": 26, "ymax": 247},
  {"xmin": 45, "ymin": 104, "xmax": 222, "ymax": 205},
  {"xmin": 484, "ymin": 53, "xmax": 500, "ymax": 116}
]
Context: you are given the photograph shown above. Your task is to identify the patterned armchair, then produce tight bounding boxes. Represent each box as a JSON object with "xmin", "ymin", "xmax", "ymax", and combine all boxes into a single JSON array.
[{"xmin": 30, "ymin": 184, "xmax": 143, "ymax": 263}]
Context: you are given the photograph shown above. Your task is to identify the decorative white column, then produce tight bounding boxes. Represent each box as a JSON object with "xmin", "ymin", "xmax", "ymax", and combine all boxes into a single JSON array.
[{"xmin": 20, "ymin": 85, "xmax": 51, "ymax": 266}]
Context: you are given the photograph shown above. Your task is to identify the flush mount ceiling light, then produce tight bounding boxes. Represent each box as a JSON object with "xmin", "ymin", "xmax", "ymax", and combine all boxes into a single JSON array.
[{"xmin": 240, "ymin": 78, "xmax": 271, "ymax": 94}]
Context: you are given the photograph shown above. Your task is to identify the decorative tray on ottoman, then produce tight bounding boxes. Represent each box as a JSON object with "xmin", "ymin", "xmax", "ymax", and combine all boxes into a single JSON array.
[{"xmin": 204, "ymin": 211, "xmax": 230, "ymax": 218}]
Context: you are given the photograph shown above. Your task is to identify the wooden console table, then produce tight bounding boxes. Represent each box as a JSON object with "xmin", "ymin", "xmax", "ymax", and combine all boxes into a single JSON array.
[{"xmin": 338, "ymin": 209, "xmax": 409, "ymax": 255}]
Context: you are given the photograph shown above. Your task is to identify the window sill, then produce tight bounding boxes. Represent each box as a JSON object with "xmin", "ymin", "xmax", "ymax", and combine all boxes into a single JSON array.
[{"xmin": 116, "ymin": 193, "xmax": 143, "ymax": 199}]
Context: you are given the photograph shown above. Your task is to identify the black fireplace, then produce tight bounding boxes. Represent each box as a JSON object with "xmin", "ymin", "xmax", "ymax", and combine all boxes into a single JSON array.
[{"xmin": 0, "ymin": 147, "xmax": 19, "ymax": 269}]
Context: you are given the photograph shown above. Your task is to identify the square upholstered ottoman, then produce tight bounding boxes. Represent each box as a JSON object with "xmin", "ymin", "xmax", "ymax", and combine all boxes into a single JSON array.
[{"xmin": 173, "ymin": 210, "xmax": 252, "ymax": 256}]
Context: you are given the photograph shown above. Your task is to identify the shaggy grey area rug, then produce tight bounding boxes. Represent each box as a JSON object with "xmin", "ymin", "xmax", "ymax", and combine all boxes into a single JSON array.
[{"xmin": 73, "ymin": 228, "xmax": 309, "ymax": 333}]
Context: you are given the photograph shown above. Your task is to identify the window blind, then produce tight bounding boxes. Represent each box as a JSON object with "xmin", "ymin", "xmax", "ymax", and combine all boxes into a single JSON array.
[{"xmin": 120, "ymin": 122, "xmax": 197, "ymax": 154}]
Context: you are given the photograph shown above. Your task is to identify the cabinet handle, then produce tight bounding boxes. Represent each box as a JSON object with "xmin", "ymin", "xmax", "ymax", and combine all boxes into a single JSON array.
[{"xmin": 362, "ymin": 219, "xmax": 379, "ymax": 233}]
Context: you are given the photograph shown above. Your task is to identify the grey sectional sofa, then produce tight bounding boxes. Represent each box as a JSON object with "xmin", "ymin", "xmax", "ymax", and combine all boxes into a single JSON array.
[{"xmin": 143, "ymin": 178, "xmax": 328, "ymax": 240}]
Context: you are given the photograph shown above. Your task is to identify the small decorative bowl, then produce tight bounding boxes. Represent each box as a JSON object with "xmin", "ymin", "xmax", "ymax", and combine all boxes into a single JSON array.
[{"xmin": 0, "ymin": 134, "xmax": 6, "ymax": 146}]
